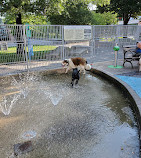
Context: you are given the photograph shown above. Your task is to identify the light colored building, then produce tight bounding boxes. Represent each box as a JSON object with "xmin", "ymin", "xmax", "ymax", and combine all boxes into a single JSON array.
[{"xmin": 118, "ymin": 16, "xmax": 141, "ymax": 25}]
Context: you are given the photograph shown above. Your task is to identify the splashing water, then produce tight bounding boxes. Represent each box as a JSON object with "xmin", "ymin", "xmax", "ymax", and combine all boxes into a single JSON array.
[
  {"xmin": 0, "ymin": 94, "xmax": 20, "ymax": 115},
  {"xmin": 41, "ymin": 81, "xmax": 72, "ymax": 106},
  {"xmin": 49, "ymin": 93, "xmax": 63, "ymax": 106},
  {"xmin": 22, "ymin": 130, "xmax": 37, "ymax": 140},
  {"xmin": 0, "ymin": 73, "xmax": 39, "ymax": 115},
  {"xmin": 11, "ymin": 73, "xmax": 39, "ymax": 97},
  {"xmin": 43, "ymin": 88, "xmax": 63, "ymax": 106}
]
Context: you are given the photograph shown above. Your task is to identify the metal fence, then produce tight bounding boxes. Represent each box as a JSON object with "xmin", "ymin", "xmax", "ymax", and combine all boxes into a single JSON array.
[{"xmin": 0, "ymin": 24, "xmax": 141, "ymax": 75}]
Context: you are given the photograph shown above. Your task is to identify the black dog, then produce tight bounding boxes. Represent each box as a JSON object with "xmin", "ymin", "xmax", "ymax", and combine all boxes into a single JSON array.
[{"xmin": 71, "ymin": 68, "xmax": 80, "ymax": 87}]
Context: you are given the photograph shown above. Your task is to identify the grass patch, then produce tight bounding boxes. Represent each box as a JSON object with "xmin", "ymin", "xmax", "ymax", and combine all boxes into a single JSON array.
[
  {"xmin": 0, "ymin": 45, "xmax": 57, "ymax": 63},
  {"xmin": 0, "ymin": 47, "xmax": 16, "ymax": 54},
  {"xmin": 0, "ymin": 53, "xmax": 26, "ymax": 63},
  {"xmin": 33, "ymin": 45, "xmax": 57, "ymax": 52},
  {"xmin": 0, "ymin": 45, "xmax": 57, "ymax": 54}
]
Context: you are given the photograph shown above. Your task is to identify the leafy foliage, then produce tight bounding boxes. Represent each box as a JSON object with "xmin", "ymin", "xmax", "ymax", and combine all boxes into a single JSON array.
[
  {"xmin": 48, "ymin": 0, "xmax": 92, "ymax": 25},
  {"xmin": 0, "ymin": 0, "xmax": 113, "ymax": 25},
  {"xmin": 0, "ymin": 0, "xmax": 60, "ymax": 24},
  {"xmin": 4, "ymin": 14, "xmax": 49, "ymax": 25},
  {"xmin": 0, "ymin": 0, "xmax": 35, "ymax": 24},
  {"xmin": 91, "ymin": 11, "xmax": 117, "ymax": 25},
  {"xmin": 97, "ymin": 0, "xmax": 141, "ymax": 25}
]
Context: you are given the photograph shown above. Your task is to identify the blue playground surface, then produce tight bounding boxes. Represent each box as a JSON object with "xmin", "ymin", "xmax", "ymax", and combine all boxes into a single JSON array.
[{"xmin": 116, "ymin": 75, "xmax": 141, "ymax": 98}]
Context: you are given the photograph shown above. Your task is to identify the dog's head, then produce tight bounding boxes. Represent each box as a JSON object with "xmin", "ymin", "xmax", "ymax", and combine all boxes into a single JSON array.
[{"xmin": 62, "ymin": 59, "xmax": 69, "ymax": 67}]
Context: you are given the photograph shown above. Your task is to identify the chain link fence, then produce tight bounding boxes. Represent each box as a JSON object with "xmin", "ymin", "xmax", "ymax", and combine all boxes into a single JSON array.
[{"xmin": 0, "ymin": 24, "xmax": 141, "ymax": 75}]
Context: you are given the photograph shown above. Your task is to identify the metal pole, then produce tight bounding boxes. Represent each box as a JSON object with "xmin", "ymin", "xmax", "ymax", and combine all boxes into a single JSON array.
[
  {"xmin": 92, "ymin": 25, "xmax": 95, "ymax": 57},
  {"xmin": 23, "ymin": 25, "xmax": 29, "ymax": 70},
  {"xmin": 114, "ymin": 43, "xmax": 118, "ymax": 67},
  {"xmin": 116, "ymin": 25, "xmax": 120, "ymax": 45},
  {"xmin": 114, "ymin": 51, "xmax": 118, "ymax": 67},
  {"xmin": 62, "ymin": 25, "xmax": 65, "ymax": 60}
]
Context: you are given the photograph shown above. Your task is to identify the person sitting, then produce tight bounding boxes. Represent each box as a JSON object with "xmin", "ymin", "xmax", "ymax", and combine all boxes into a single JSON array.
[
  {"xmin": 135, "ymin": 42, "xmax": 141, "ymax": 55},
  {"xmin": 133, "ymin": 42, "xmax": 141, "ymax": 57}
]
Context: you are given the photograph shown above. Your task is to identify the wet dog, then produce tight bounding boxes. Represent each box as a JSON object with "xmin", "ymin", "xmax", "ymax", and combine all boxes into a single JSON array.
[
  {"xmin": 71, "ymin": 68, "xmax": 80, "ymax": 87},
  {"xmin": 62, "ymin": 57, "xmax": 91, "ymax": 74}
]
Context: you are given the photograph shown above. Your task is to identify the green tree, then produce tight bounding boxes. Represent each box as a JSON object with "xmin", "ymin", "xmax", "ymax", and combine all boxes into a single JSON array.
[
  {"xmin": 0, "ymin": 0, "xmax": 57, "ymax": 54},
  {"xmin": 0, "ymin": 0, "xmax": 110, "ymax": 25},
  {"xmin": 0, "ymin": 0, "xmax": 32, "ymax": 24},
  {"xmin": 47, "ymin": 0, "xmax": 111, "ymax": 25},
  {"xmin": 97, "ymin": 0, "xmax": 141, "ymax": 25},
  {"xmin": 91, "ymin": 11, "xmax": 117, "ymax": 25},
  {"xmin": 0, "ymin": 0, "xmax": 35, "ymax": 54},
  {"xmin": 4, "ymin": 14, "xmax": 48, "ymax": 25},
  {"xmin": 48, "ymin": 0, "xmax": 92, "ymax": 25},
  {"xmin": 0, "ymin": 0, "xmax": 61, "ymax": 25}
]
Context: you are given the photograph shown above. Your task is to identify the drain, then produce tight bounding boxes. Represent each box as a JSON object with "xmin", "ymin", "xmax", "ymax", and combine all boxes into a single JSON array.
[
  {"xmin": 14, "ymin": 141, "xmax": 33, "ymax": 156},
  {"xmin": 22, "ymin": 130, "xmax": 37, "ymax": 140}
]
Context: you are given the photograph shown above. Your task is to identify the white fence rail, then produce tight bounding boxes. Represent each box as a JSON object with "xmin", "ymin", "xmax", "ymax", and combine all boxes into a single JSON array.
[{"xmin": 0, "ymin": 25, "xmax": 141, "ymax": 75}]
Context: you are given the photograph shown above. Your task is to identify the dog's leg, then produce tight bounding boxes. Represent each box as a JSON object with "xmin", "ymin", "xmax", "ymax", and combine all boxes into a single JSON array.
[
  {"xmin": 81, "ymin": 66, "xmax": 85, "ymax": 74},
  {"xmin": 65, "ymin": 66, "xmax": 71, "ymax": 73},
  {"xmin": 83, "ymin": 69, "xmax": 86, "ymax": 74},
  {"xmin": 79, "ymin": 69, "xmax": 82, "ymax": 73},
  {"xmin": 72, "ymin": 79, "xmax": 79, "ymax": 88},
  {"xmin": 75, "ymin": 79, "xmax": 78, "ymax": 85},
  {"xmin": 71, "ymin": 78, "xmax": 74, "ymax": 87},
  {"xmin": 79, "ymin": 65, "xmax": 85, "ymax": 74}
]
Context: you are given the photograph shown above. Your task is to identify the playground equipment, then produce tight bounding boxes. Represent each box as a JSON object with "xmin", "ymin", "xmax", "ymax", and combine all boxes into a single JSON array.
[{"xmin": 108, "ymin": 44, "xmax": 123, "ymax": 69}]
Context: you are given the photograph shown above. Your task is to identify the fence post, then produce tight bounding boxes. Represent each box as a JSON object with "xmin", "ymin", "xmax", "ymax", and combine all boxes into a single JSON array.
[
  {"xmin": 116, "ymin": 25, "xmax": 120, "ymax": 46},
  {"xmin": 62, "ymin": 25, "xmax": 65, "ymax": 60},
  {"xmin": 23, "ymin": 25, "xmax": 29, "ymax": 70},
  {"xmin": 92, "ymin": 25, "xmax": 95, "ymax": 56},
  {"xmin": 136, "ymin": 25, "xmax": 140, "ymax": 41}
]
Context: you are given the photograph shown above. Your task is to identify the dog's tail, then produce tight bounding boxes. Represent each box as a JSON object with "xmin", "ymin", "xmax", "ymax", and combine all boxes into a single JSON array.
[
  {"xmin": 85, "ymin": 60, "xmax": 91, "ymax": 70},
  {"xmin": 85, "ymin": 64, "xmax": 91, "ymax": 70}
]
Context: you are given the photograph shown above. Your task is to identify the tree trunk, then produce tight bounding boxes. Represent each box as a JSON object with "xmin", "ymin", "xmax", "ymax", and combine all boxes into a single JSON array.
[
  {"xmin": 16, "ymin": 13, "xmax": 22, "ymax": 24},
  {"xmin": 122, "ymin": 13, "xmax": 130, "ymax": 38},
  {"xmin": 16, "ymin": 13, "xmax": 24, "ymax": 55},
  {"xmin": 123, "ymin": 13, "xmax": 130, "ymax": 25}
]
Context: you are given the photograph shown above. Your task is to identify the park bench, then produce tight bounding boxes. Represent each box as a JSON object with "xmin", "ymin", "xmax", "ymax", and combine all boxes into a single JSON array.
[{"xmin": 123, "ymin": 45, "xmax": 140, "ymax": 68}]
